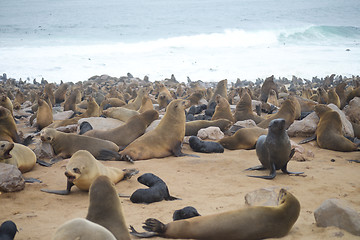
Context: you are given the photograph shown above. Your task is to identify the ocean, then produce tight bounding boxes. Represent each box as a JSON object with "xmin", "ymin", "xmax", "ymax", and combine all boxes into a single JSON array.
[{"xmin": 1, "ymin": 0, "xmax": 360, "ymax": 83}]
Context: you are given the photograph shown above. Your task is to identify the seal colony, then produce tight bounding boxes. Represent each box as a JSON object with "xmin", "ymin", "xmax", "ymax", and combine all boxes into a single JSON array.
[{"xmin": 0, "ymin": 73, "xmax": 359, "ymax": 239}]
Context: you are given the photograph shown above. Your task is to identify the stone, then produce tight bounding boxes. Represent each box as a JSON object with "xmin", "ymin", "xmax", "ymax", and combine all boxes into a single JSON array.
[
  {"xmin": 251, "ymin": 100, "xmax": 262, "ymax": 111},
  {"xmin": 53, "ymin": 110, "xmax": 74, "ymax": 121},
  {"xmin": 33, "ymin": 140, "xmax": 54, "ymax": 159},
  {"xmin": 0, "ymin": 163, "xmax": 25, "ymax": 192},
  {"xmin": 327, "ymin": 104, "xmax": 354, "ymax": 137},
  {"xmin": 314, "ymin": 198, "xmax": 360, "ymax": 236},
  {"xmin": 77, "ymin": 117, "xmax": 123, "ymax": 132},
  {"xmin": 197, "ymin": 126, "xmax": 224, "ymax": 140},
  {"xmin": 244, "ymin": 187, "xmax": 282, "ymax": 206},
  {"xmin": 233, "ymin": 120, "xmax": 257, "ymax": 128},
  {"xmin": 145, "ymin": 119, "xmax": 161, "ymax": 133},
  {"xmin": 287, "ymin": 112, "xmax": 319, "ymax": 137},
  {"xmin": 343, "ymin": 97, "xmax": 360, "ymax": 124}
]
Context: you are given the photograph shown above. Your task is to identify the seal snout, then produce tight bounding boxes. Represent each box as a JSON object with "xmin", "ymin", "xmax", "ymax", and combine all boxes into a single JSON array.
[{"xmin": 64, "ymin": 171, "xmax": 77, "ymax": 182}]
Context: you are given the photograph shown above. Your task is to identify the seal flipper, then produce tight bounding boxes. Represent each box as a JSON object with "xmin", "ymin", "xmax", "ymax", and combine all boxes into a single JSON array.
[
  {"xmin": 129, "ymin": 225, "xmax": 158, "ymax": 238},
  {"xmin": 36, "ymin": 159, "xmax": 52, "ymax": 167},
  {"xmin": 348, "ymin": 160, "xmax": 360, "ymax": 163},
  {"xmin": 247, "ymin": 163, "xmax": 277, "ymax": 179},
  {"xmin": 24, "ymin": 177, "xmax": 42, "ymax": 183},
  {"xmin": 299, "ymin": 134, "xmax": 316, "ymax": 144},
  {"xmin": 245, "ymin": 165, "xmax": 267, "ymax": 171},
  {"xmin": 173, "ymin": 141, "xmax": 199, "ymax": 158},
  {"xmin": 281, "ymin": 163, "xmax": 304, "ymax": 175},
  {"xmin": 50, "ymin": 156, "xmax": 64, "ymax": 164},
  {"xmin": 41, "ymin": 180, "xmax": 74, "ymax": 195},
  {"xmin": 98, "ymin": 149, "xmax": 134, "ymax": 163},
  {"xmin": 142, "ymin": 218, "xmax": 166, "ymax": 234}
]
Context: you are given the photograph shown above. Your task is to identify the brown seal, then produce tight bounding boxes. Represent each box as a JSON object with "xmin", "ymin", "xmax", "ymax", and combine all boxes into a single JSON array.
[
  {"xmin": 86, "ymin": 175, "xmax": 131, "ymax": 240},
  {"xmin": 257, "ymin": 99, "xmax": 296, "ymax": 129},
  {"xmin": 138, "ymin": 95, "xmax": 154, "ymax": 113},
  {"xmin": 84, "ymin": 110, "xmax": 159, "ymax": 147},
  {"xmin": 209, "ymin": 79, "xmax": 227, "ymax": 104},
  {"xmin": 233, "ymin": 91, "xmax": 264, "ymax": 124},
  {"xmin": 0, "ymin": 141, "xmax": 36, "ymax": 173},
  {"xmin": 40, "ymin": 128, "xmax": 122, "ymax": 162},
  {"xmin": 317, "ymin": 87, "xmax": 328, "ymax": 104},
  {"xmin": 211, "ymin": 95, "xmax": 234, "ymax": 122},
  {"xmin": 103, "ymin": 107, "xmax": 139, "ymax": 122},
  {"xmin": 345, "ymin": 86, "xmax": 360, "ymax": 104},
  {"xmin": 120, "ymin": 99, "xmax": 194, "ymax": 161},
  {"xmin": 0, "ymin": 95, "xmax": 13, "ymax": 115},
  {"xmin": 41, "ymin": 150, "xmax": 138, "ymax": 195},
  {"xmin": 185, "ymin": 119, "xmax": 232, "ymax": 136},
  {"xmin": 36, "ymin": 98, "xmax": 53, "ymax": 130},
  {"xmin": 63, "ymin": 88, "xmax": 81, "ymax": 111},
  {"xmin": 130, "ymin": 188, "xmax": 300, "ymax": 240},
  {"xmin": 44, "ymin": 83, "xmax": 55, "ymax": 106},
  {"xmin": 0, "ymin": 106, "xmax": 20, "ymax": 143},
  {"xmin": 54, "ymin": 83, "xmax": 69, "ymax": 104},
  {"xmin": 314, "ymin": 104, "xmax": 358, "ymax": 151},
  {"xmin": 335, "ymin": 81, "xmax": 347, "ymax": 109},
  {"xmin": 260, "ymin": 75, "xmax": 278, "ymax": 103},
  {"xmin": 123, "ymin": 88, "xmax": 147, "ymax": 111},
  {"xmin": 218, "ymin": 127, "xmax": 268, "ymax": 150},
  {"xmin": 52, "ymin": 218, "xmax": 116, "ymax": 240},
  {"xmin": 327, "ymin": 88, "xmax": 340, "ymax": 109}
]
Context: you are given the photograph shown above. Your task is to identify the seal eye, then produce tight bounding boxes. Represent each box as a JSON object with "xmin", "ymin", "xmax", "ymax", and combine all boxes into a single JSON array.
[
  {"xmin": 47, "ymin": 137, "xmax": 51, "ymax": 141},
  {"xmin": 1, "ymin": 144, "xmax": 4, "ymax": 148},
  {"xmin": 73, "ymin": 168, "xmax": 81, "ymax": 174}
]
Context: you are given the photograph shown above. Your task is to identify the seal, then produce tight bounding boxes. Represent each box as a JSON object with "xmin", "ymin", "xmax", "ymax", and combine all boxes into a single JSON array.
[
  {"xmin": 130, "ymin": 173, "xmax": 179, "ymax": 204},
  {"xmin": 83, "ymin": 110, "xmax": 159, "ymax": 147},
  {"xmin": 173, "ymin": 206, "xmax": 201, "ymax": 221},
  {"xmin": 209, "ymin": 79, "xmax": 227, "ymax": 105},
  {"xmin": 120, "ymin": 99, "xmax": 196, "ymax": 161},
  {"xmin": 44, "ymin": 83, "xmax": 55, "ymax": 106},
  {"xmin": 0, "ymin": 106, "xmax": 20, "ymax": 143},
  {"xmin": 63, "ymin": 88, "xmax": 81, "ymax": 111},
  {"xmin": 0, "ymin": 220, "xmax": 18, "ymax": 240},
  {"xmin": 317, "ymin": 87, "xmax": 328, "ymax": 104},
  {"xmin": 0, "ymin": 141, "xmax": 36, "ymax": 173},
  {"xmin": 0, "ymin": 95, "xmax": 13, "ymax": 116},
  {"xmin": 260, "ymin": 75, "xmax": 278, "ymax": 103},
  {"xmin": 189, "ymin": 136, "xmax": 224, "ymax": 153},
  {"xmin": 40, "ymin": 128, "xmax": 123, "ymax": 163},
  {"xmin": 86, "ymin": 175, "xmax": 132, "ymax": 240},
  {"xmin": 257, "ymin": 99, "xmax": 296, "ymax": 129},
  {"xmin": 54, "ymin": 83, "xmax": 69, "ymax": 104},
  {"xmin": 138, "ymin": 95, "xmax": 155, "ymax": 113},
  {"xmin": 103, "ymin": 107, "xmax": 139, "ymax": 122},
  {"xmin": 233, "ymin": 91, "xmax": 264, "ymax": 124},
  {"xmin": 185, "ymin": 119, "xmax": 232, "ymax": 136},
  {"xmin": 130, "ymin": 188, "xmax": 300, "ymax": 240},
  {"xmin": 327, "ymin": 88, "xmax": 341, "ymax": 109},
  {"xmin": 247, "ymin": 118, "xmax": 303, "ymax": 179},
  {"xmin": 36, "ymin": 98, "xmax": 53, "ymax": 130},
  {"xmin": 218, "ymin": 127, "xmax": 268, "ymax": 150},
  {"xmin": 211, "ymin": 95, "xmax": 234, "ymax": 122},
  {"xmin": 123, "ymin": 88, "xmax": 147, "ymax": 111},
  {"xmin": 52, "ymin": 218, "xmax": 116, "ymax": 240},
  {"xmin": 41, "ymin": 150, "xmax": 138, "ymax": 195}
]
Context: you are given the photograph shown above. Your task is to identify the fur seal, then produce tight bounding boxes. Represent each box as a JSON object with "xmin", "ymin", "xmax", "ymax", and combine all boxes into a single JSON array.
[
  {"xmin": 63, "ymin": 88, "xmax": 81, "ymax": 111},
  {"xmin": 0, "ymin": 106, "xmax": 20, "ymax": 143},
  {"xmin": 257, "ymin": 99, "xmax": 296, "ymax": 129},
  {"xmin": 173, "ymin": 206, "xmax": 201, "ymax": 221},
  {"xmin": 86, "ymin": 175, "xmax": 131, "ymax": 240},
  {"xmin": 0, "ymin": 141, "xmax": 36, "ymax": 173},
  {"xmin": 36, "ymin": 98, "xmax": 53, "ymax": 130},
  {"xmin": 247, "ymin": 118, "xmax": 303, "ymax": 179},
  {"xmin": 138, "ymin": 95, "xmax": 154, "ymax": 113},
  {"xmin": 218, "ymin": 127, "xmax": 268, "ymax": 150},
  {"xmin": 120, "ymin": 99, "xmax": 195, "ymax": 161},
  {"xmin": 327, "ymin": 88, "xmax": 341, "ymax": 109},
  {"xmin": 0, "ymin": 95, "xmax": 13, "ymax": 116},
  {"xmin": 0, "ymin": 220, "xmax": 18, "ymax": 240},
  {"xmin": 41, "ymin": 150, "xmax": 138, "ymax": 195},
  {"xmin": 103, "ymin": 107, "xmax": 139, "ymax": 122},
  {"xmin": 189, "ymin": 136, "xmax": 224, "ymax": 153},
  {"xmin": 233, "ymin": 91, "xmax": 264, "ymax": 124},
  {"xmin": 185, "ymin": 119, "xmax": 232, "ymax": 136},
  {"xmin": 123, "ymin": 88, "xmax": 147, "ymax": 111},
  {"xmin": 314, "ymin": 104, "xmax": 358, "ymax": 151},
  {"xmin": 40, "ymin": 128, "xmax": 123, "ymax": 162},
  {"xmin": 54, "ymin": 83, "xmax": 69, "ymax": 104},
  {"xmin": 260, "ymin": 75, "xmax": 278, "ymax": 103},
  {"xmin": 130, "ymin": 188, "xmax": 300, "ymax": 240},
  {"xmin": 209, "ymin": 79, "xmax": 227, "ymax": 104},
  {"xmin": 52, "ymin": 218, "xmax": 116, "ymax": 240},
  {"xmin": 130, "ymin": 173, "xmax": 179, "ymax": 204},
  {"xmin": 83, "ymin": 110, "xmax": 158, "ymax": 147},
  {"xmin": 211, "ymin": 95, "xmax": 234, "ymax": 122}
]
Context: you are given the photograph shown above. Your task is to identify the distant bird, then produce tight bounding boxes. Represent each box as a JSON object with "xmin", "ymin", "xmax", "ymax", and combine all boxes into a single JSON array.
[{"xmin": 0, "ymin": 220, "xmax": 18, "ymax": 240}]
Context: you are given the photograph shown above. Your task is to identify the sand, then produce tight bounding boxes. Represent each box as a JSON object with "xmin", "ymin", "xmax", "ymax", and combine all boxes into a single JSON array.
[{"xmin": 1, "ymin": 118, "xmax": 360, "ymax": 240}]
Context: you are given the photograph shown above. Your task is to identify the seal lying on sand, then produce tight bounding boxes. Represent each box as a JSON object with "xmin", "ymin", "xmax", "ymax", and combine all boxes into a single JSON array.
[
  {"xmin": 130, "ymin": 173, "xmax": 179, "ymax": 204},
  {"xmin": 189, "ymin": 136, "xmax": 224, "ymax": 153},
  {"xmin": 0, "ymin": 220, "xmax": 18, "ymax": 240},
  {"xmin": 173, "ymin": 206, "xmax": 201, "ymax": 221},
  {"xmin": 247, "ymin": 118, "xmax": 303, "ymax": 179},
  {"xmin": 130, "ymin": 189, "xmax": 300, "ymax": 240}
]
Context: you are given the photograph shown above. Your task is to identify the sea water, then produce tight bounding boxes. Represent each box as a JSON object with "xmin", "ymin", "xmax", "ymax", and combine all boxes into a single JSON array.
[{"xmin": 0, "ymin": 0, "xmax": 360, "ymax": 83}]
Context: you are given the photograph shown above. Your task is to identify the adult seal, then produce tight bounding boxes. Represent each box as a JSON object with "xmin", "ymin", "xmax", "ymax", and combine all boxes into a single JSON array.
[
  {"xmin": 247, "ymin": 118, "xmax": 303, "ymax": 179},
  {"xmin": 130, "ymin": 173, "xmax": 179, "ymax": 204},
  {"xmin": 257, "ymin": 99, "xmax": 296, "ymax": 129},
  {"xmin": 218, "ymin": 127, "xmax": 268, "ymax": 150},
  {"xmin": 0, "ymin": 141, "xmax": 36, "ymax": 173},
  {"xmin": 41, "ymin": 150, "xmax": 138, "ymax": 195},
  {"xmin": 189, "ymin": 136, "xmax": 224, "ymax": 153},
  {"xmin": 130, "ymin": 189, "xmax": 300, "ymax": 240}
]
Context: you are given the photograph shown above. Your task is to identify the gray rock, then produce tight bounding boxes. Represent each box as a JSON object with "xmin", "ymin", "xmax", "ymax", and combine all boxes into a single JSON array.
[
  {"xmin": 57, "ymin": 124, "xmax": 78, "ymax": 133},
  {"xmin": 244, "ymin": 187, "xmax": 282, "ymax": 206},
  {"xmin": 343, "ymin": 97, "xmax": 360, "ymax": 124},
  {"xmin": 145, "ymin": 119, "xmax": 161, "ymax": 133},
  {"xmin": 197, "ymin": 126, "xmax": 224, "ymax": 140},
  {"xmin": 0, "ymin": 163, "xmax": 25, "ymax": 192},
  {"xmin": 53, "ymin": 110, "xmax": 74, "ymax": 121},
  {"xmin": 287, "ymin": 112, "xmax": 319, "ymax": 137},
  {"xmin": 233, "ymin": 120, "xmax": 257, "ymax": 128},
  {"xmin": 314, "ymin": 198, "xmax": 360, "ymax": 236},
  {"xmin": 327, "ymin": 104, "xmax": 354, "ymax": 137},
  {"xmin": 33, "ymin": 140, "xmax": 54, "ymax": 159},
  {"xmin": 77, "ymin": 117, "xmax": 124, "ymax": 132}
]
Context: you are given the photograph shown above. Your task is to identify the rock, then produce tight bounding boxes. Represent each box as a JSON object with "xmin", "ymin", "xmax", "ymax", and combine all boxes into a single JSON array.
[
  {"xmin": 290, "ymin": 140, "xmax": 314, "ymax": 161},
  {"xmin": 343, "ymin": 97, "xmax": 360, "ymax": 124},
  {"xmin": 0, "ymin": 163, "xmax": 25, "ymax": 192},
  {"xmin": 233, "ymin": 120, "xmax": 257, "ymax": 128},
  {"xmin": 327, "ymin": 104, "xmax": 354, "ymax": 137},
  {"xmin": 77, "ymin": 117, "xmax": 123, "ymax": 131},
  {"xmin": 57, "ymin": 124, "xmax": 78, "ymax": 133},
  {"xmin": 251, "ymin": 100, "xmax": 262, "ymax": 111},
  {"xmin": 244, "ymin": 187, "xmax": 282, "ymax": 206},
  {"xmin": 314, "ymin": 199, "xmax": 360, "ymax": 236},
  {"xmin": 197, "ymin": 127, "xmax": 224, "ymax": 140},
  {"xmin": 145, "ymin": 119, "xmax": 161, "ymax": 133},
  {"xmin": 33, "ymin": 140, "xmax": 54, "ymax": 159},
  {"xmin": 287, "ymin": 112, "xmax": 319, "ymax": 137},
  {"xmin": 53, "ymin": 110, "xmax": 74, "ymax": 121}
]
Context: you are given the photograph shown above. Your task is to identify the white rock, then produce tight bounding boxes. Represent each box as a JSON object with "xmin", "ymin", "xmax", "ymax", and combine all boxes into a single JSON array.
[
  {"xmin": 343, "ymin": 97, "xmax": 360, "ymax": 124},
  {"xmin": 287, "ymin": 112, "xmax": 319, "ymax": 137},
  {"xmin": 0, "ymin": 163, "xmax": 25, "ymax": 192},
  {"xmin": 245, "ymin": 187, "xmax": 282, "ymax": 206},
  {"xmin": 233, "ymin": 120, "xmax": 257, "ymax": 128},
  {"xmin": 197, "ymin": 126, "xmax": 224, "ymax": 140}
]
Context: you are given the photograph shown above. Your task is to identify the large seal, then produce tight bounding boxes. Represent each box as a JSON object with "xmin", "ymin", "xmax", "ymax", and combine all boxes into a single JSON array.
[
  {"xmin": 52, "ymin": 218, "xmax": 116, "ymax": 240},
  {"xmin": 130, "ymin": 189, "xmax": 300, "ymax": 240},
  {"xmin": 86, "ymin": 175, "xmax": 131, "ymax": 240},
  {"xmin": 40, "ymin": 128, "xmax": 123, "ymax": 162},
  {"xmin": 185, "ymin": 119, "xmax": 232, "ymax": 136},
  {"xmin": 123, "ymin": 88, "xmax": 147, "ymax": 111},
  {"xmin": 233, "ymin": 91, "xmax": 264, "ymax": 124},
  {"xmin": 83, "ymin": 110, "xmax": 159, "ymax": 147},
  {"xmin": 218, "ymin": 127, "xmax": 268, "ymax": 150},
  {"xmin": 130, "ymin": 173, "xmax": 179, "ymax": 204},
  {"xmin": 211, "ymin": 95, "xmax": 234, "ymax": 122},
  {"xmin": 189, "ymin": 136, "xmax": 224, "ymax": 153},
  {"xmin": 120, "ymin": 99, "xmax": 195, "ymax": 161},
  {"xmin": 0, "ymin": 141, "xmax": 36, "ymax": 173},
  {"xmin": 247, "ymin": 118, "xmax": 303, "ymax": 179},
  {"xmin": 257, "ymin": 99, "xmax": 296, "ymax": 129},
  {"xmin": 36, "ymin": 98, "xmax": 53, "ymax": 130},
  {"xmin": 0, "ymin": 95, "xmax": 14, "ymax": 115},
  {"xmin": 103, "ymin": 107, "xmax": 139, "ymax": 122},
  {"xmin": 0, "ymin": 106, "xmax": 20, "ymax": 143},
  {"xmin": 41, "ymin": 150, "xmax": 138, "ymax": 195},
  {"xmin": 209, "ymin": 79, "xmax": 227, "ymax": 105},
  {"xmin": 0, "ymin": 220, "xmax": 18, "ymax": 240},
  {"xmin": 314, "ymin": 104, "xmax": 358, "ymax": 151},
  {"xmin": 63, "ymin": 88, "xmax": 81, "ymax": 111},
  {"xmin": 54, "ymin": 83, "xmax": 69, "ymax": 104},
  {"xmin": 260, "ymin": 75, "xmax": 278, "ymax": 103}
]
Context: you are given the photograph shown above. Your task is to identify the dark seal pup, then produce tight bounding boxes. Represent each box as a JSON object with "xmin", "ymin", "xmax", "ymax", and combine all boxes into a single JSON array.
[
  {"xmin": 189, "ymin": 136, "xmax": 224, "ymax": 153},
  {"xmin": 247, "ymin": 118, "xmax": 303, "ymax": 179},
  {"xmin": 0, "ymin": 220, "xmax": 18, "ymax": 240},
  {"xmin": 173, "ymin": 206, "xmax": 201, "ymax": 221},
  {"xmin": 130, "ymin": 173, "xmax": 179, "ymax": 204}
]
